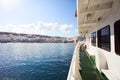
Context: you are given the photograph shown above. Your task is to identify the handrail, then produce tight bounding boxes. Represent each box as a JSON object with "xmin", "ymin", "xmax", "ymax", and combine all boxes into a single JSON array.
[{"xmin": 67, "ymin": 42, "xmax": 82, "ymax": 80}]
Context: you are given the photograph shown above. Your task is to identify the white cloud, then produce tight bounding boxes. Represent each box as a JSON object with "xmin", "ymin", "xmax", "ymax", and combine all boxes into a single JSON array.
[
  {"xmin": 0, "ymin": 21, "xmax": 77, "ymax": 37},
  {"xmin": 60, "ymin": 24, "xmax": 73, "ymax": 32},
  {"xmin": 37, "ymin": 21, "xmax": 57, "ymax": 31}
]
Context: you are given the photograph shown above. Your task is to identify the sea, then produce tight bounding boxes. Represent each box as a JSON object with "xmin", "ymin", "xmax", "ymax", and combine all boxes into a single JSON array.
[{"xmin": 0, "ymin": 43, "xmax": 75, "ymax": 80}]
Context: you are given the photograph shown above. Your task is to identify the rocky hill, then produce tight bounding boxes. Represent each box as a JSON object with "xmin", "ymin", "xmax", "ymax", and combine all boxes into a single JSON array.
[{"xmin": 0, "ymin": 32, "xmax": 67, "ymax": 43}]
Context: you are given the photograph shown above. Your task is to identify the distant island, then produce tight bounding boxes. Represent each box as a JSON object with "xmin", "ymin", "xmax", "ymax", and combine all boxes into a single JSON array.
[{"xmin": 0, "ymin": 32, "xmax": 78, "ymax": 43}]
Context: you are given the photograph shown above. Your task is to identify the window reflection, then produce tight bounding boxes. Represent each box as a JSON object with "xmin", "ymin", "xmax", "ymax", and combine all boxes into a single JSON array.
[
  {"xmin": 91, "ymin": 32, "xmax": 96, "ymax": 46},
  {"xmin": 97, "ymin": 25, "xmax": 111, "ymax": 51}
]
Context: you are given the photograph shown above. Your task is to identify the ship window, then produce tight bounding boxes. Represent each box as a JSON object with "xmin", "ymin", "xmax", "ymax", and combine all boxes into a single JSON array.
[
  {"xmin": 97, "ymin": 25, "xmax": 111, "ymax": 51},
  {"xmin": 114, "ymin": 20, "xmax": 120, "ymax": 55},
  {"xmin": 91, "ymin": 32, "xmax": 96, "ymax": 46}
]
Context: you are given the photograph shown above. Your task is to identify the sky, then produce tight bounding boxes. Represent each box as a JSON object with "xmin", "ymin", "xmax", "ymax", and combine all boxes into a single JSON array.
[{"xmin": 0, "ymin": 0, "xmax": 78, "ymax": 37}]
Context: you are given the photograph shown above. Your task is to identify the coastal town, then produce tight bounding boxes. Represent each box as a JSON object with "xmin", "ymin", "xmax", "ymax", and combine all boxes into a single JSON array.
[{"xmin": 0, "ymin": 32, "xmax": 81, "ymax": 43}]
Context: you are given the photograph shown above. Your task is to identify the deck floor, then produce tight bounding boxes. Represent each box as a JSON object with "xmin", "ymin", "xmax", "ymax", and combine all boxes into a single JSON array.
[{"xmin": 80, "ymin": 46, "xmax": 102, "ymax": 80}]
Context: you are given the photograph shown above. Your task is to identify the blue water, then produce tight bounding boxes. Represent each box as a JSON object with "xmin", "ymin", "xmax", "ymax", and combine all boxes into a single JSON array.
[{"xmin": 0, "ymin": 43, "xmax": 75, "ymax": 80}]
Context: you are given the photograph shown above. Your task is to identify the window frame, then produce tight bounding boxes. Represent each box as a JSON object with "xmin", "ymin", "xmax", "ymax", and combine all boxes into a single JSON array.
[
  {"xmin": 91, "ymin": 32, "xmax": 96, "ymax": 46},
  {"xmin": 97, "ymin": 25, "xmax": 111, "ymax": 51},
  {"xmin": 114, "ymin": 20, "xmax": 120, "ymax": 55}
]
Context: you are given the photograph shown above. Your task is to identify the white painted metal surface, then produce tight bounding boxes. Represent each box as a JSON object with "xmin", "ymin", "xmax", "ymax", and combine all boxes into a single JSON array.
[
  {"xmin": 67, "ymin": 42, "xmax": 82, "ymax": 80},
  {"xmin": 69, "ymin": 0, "xmax": 120, "ymax": 79}
]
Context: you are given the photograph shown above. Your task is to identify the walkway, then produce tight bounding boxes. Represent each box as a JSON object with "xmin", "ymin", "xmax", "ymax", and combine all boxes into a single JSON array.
[{"xmin": 79, "ymin": 45, "xmax": 102, "ymax": 80}]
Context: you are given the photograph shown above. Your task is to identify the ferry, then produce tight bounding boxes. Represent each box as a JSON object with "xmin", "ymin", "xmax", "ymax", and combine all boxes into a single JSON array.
[{"xmin": 67, "ymin": 0, "xmax": 120, "ymax": 80}]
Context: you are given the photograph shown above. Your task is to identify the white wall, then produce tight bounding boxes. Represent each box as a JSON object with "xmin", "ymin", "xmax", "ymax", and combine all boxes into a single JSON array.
[{"xmin": 86, "ymin": 0, "xmax": 120, "ymax": 72}]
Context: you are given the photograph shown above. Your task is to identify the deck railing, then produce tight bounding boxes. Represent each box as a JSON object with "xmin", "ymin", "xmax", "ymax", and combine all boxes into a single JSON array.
[{"xmin": 67, "ymin": 42, "xmax": 82, "ymax": 80}]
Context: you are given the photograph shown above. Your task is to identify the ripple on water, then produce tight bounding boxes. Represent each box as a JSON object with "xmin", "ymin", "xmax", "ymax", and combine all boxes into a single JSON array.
[{"xmin": 0, "ymin": 43, "xmax": 75, "ymax": 80}]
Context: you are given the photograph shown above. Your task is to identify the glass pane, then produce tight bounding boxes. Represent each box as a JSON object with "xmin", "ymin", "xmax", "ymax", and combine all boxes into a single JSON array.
[
  {"xmin": 114, "ymin": 20, "xmax": 120, "ymax": 55},
  {"xmin": 91, "ymin": 32, "xmax": 96, "ymax": 46},
  {"xmin": 97, "ymin": 26, "xmax": 110, "ymax": 51}
]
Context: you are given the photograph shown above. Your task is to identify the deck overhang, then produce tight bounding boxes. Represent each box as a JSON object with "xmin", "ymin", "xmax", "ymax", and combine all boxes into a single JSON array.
[{"xmin": 77, "ymin": 0, "xmax": 113, "ymax": 36}]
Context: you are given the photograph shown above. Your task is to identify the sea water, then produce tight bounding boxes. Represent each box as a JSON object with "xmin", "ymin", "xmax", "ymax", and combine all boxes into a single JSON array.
[{"xmin": 0, "ymin": 43, "xmax": 75, "ymax": 80}]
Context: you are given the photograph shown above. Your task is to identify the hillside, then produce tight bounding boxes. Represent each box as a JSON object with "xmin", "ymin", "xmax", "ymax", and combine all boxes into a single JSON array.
[{"xmin": 0, "ymin": 32, "xmax": 67, "ymax": 43}]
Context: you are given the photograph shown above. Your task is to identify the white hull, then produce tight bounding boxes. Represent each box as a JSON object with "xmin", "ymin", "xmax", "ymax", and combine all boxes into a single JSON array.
[{"xmin": 67, "ymin": 0, "xmax": 120, "ymax": 80}]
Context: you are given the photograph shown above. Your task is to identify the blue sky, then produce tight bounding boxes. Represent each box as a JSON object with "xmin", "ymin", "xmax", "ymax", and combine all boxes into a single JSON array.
[{"xmin": 0, "ymin": 0, "xmax": 78, "ymax": 37}]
